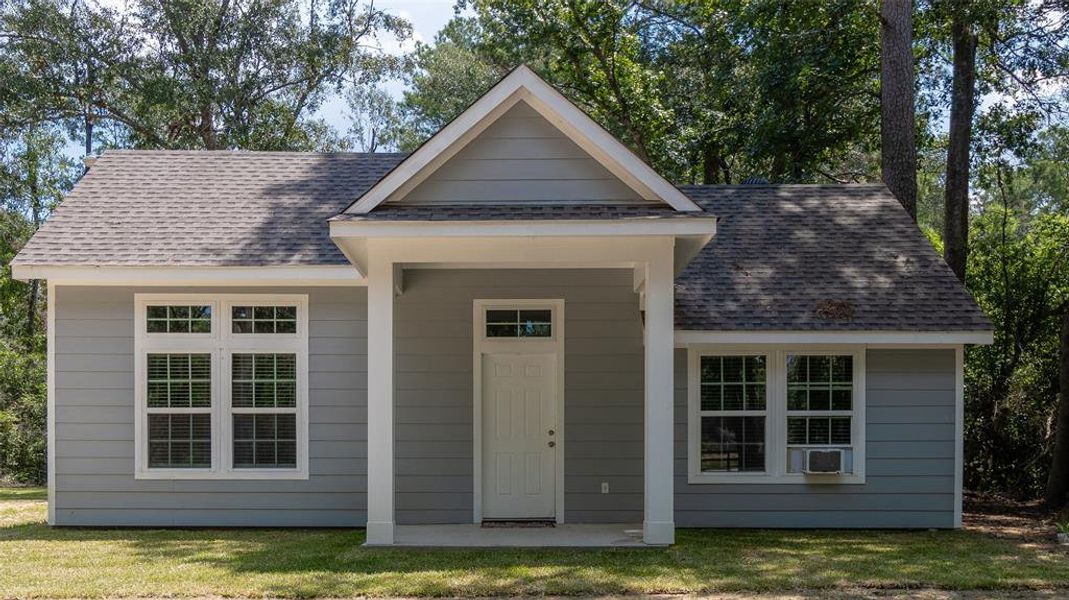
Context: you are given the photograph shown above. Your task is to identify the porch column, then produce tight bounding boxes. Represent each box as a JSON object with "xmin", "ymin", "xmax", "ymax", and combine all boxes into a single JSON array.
[
  {"xmin": 366, "ymin": 248, "xmax": 395, "ymax": 544},
  {"xmin": 643, "ymin": 240, "xmax": 675, "ymax": 545}
]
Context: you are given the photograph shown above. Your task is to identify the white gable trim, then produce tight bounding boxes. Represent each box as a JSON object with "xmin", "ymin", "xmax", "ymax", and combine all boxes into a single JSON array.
[{"xmin": 345, "ymin": 65, "xmax": 701, "ymax": 214}]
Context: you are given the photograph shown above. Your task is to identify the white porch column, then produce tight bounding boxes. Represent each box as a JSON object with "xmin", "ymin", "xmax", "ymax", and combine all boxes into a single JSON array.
[
  {"xmin": 642, "ymin": 239, "xmax": 675, "ymax": 545},
  {"xmin": 365, "ymin": 248, "xmax": 395, "ymax": 544}
]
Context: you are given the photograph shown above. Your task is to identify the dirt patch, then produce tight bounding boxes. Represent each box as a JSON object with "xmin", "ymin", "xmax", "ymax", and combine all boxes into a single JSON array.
[{"xmin": 963, "ymin": 491, "xmax": 1065, "ymax": 547}]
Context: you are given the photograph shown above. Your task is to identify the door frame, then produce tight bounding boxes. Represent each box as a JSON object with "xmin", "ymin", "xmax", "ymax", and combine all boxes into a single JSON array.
[{"xmin": 472, "ymin": 298, "xmax": 565, "ymax": 524}]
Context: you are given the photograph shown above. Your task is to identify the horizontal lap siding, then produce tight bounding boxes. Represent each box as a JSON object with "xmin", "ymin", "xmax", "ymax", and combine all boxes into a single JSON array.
[
  {"xmin": 53, "ymin": 285, "xmax": 367, "ymax": 527},
  {"xmin": 674, "ymin": 348, "xmax": 957, "ymax": 528},
  {"xmin": 393, "ymin": 269, "xmax": 644, "ymax": 524},
  {"xmin": 394, "ymin": 102, "xmax": 646, "ymax": 205}
]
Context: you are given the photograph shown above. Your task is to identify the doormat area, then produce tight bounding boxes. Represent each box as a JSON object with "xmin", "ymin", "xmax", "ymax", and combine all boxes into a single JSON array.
[{"xmin": 481, "ymin": 520, "xmax": 556, "ymax": 528}]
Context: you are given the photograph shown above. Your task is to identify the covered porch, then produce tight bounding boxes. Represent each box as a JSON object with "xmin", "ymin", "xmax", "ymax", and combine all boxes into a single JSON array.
[{"xmin": 330, "ymin": 228, "xmax": 714, "ymax": 547}]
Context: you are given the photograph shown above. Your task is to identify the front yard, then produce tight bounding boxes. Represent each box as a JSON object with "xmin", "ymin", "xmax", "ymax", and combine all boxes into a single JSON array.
[{"xmin": 0, "ymin": 487, "xmax": 1067, "ymax": 598}]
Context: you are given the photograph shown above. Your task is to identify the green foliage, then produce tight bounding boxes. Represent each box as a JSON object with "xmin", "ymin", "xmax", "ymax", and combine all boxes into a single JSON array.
[
  {"xmin": 963, "ymin": 202, "xmax": 1069, "ymax": 497},
  {"xmin": 0, "ymin": 343, "xmax": 45, "ymax": 484},
  {"xmin": 389, "ymin": 0, "xmax": 881, "ymax": 183},
  {"xmin": 1, "ymin": 0, "xmax": 411, "ymax": 151}
]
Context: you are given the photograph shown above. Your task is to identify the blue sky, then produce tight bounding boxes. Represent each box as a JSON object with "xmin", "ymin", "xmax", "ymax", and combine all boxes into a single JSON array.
[{"xmin": 313, "ymin": 0, "xmax": 461, "ymax": 137}]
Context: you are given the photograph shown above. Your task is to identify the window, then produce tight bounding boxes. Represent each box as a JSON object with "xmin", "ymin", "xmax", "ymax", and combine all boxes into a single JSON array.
[
  {"xmin": 145, "ymin": 353, "xmax": 213, "ymax": 469},
  {"xmin": 698, "ymin": 355, "xmax": 767, "ymax": 473},
  {"xmin": 232, "ymin": 306, "xmax": 297, "ymax": 334},
  {"xmin": 146, "ymin": 305, "xmax": 212, "ymax": 333},
  {"xmin": 134, "ymin": 294, "xmax": 308, "ymax": 479},
  {"xmin": 231, "ymin": 354, "xmax": 297, "ymax": 468},
  {"xmin": 485, "ymin": 309, "xmax": 552, "ymax": 338},
  {"xmin": 688, "ymin": 347, "xmax": 865, "ymax": 484}
]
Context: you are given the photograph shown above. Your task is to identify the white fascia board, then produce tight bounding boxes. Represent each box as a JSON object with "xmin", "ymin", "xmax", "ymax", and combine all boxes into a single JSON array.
[
  {"xmin": 12, "ymin": 264, "xmax": 365, "ymax": 286},
  {"xmin": 329, "ymin": 217, "xmax": 716, "ymax": 239},
  {"xmin": 674, "ymin": 330, "xmax": 995, "ymax": 346},
  {"xmin": 345, "ymin": 65, "xmax": 702, "ymax": 214}
]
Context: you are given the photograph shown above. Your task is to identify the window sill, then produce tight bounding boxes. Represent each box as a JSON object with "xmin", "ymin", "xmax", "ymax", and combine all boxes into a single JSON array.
[
  {"xmin": 135, "ymin": 469, "xmax": 309, "ymax": 481},
  {"xmin": 687, "ymin": 472, "xmax": 865, "ymax": 485}
]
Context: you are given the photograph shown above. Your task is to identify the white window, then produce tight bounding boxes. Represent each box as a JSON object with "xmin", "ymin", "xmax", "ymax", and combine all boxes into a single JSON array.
[
  {"xmin": 135, "ymin": 294, "xmax": 309, "ymax": 479},
  {"xmin": 688, "ymin": 347, "xmax": 865, "ymax": 484}
]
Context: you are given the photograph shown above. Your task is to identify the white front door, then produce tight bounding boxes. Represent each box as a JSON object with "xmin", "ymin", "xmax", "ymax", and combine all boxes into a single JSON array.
[{"xmin": 482, "ymin": 353, "xmax": 557, "ymax": 520}]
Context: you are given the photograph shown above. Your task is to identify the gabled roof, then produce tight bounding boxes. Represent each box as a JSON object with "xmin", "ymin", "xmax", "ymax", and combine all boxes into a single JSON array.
[
  {"xmin": 11, "ymin": 150, "xmax": 403, "ymax": 267},
  {"xmin": 344, "ymin": 65, "xmax": 702, "ymax": 214},
  {"xmin": 675, "ymin": 184, "xmax": 992, "ymax": 332},
  {"xmin": 12, "ymin": 150, "xmax": 990, "ymax": 332}
]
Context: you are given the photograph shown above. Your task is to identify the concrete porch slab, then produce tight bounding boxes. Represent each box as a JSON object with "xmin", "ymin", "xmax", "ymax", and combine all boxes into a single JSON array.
[{"xmin": 374, "ymin": 523, "xmax": 651, "ymax": 548}]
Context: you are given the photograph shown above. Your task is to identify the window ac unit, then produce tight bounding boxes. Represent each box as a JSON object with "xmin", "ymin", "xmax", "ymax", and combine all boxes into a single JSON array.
[{"xmin": 804, "ymin": 449, "xmax": 843, "ymax": 474}]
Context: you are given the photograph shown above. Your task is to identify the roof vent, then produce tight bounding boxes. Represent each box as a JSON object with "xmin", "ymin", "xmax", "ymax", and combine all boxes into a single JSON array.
[{"xmin": 741, "ymin": 176, "xmax": 770, "ymax": 185}]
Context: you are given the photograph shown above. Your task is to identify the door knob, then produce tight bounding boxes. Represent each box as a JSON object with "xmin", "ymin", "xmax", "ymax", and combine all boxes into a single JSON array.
[
  {"xmin": 548, "ymin": 429, "xmax": 555, "ymax": 436},
  {"xmin": 548, "ymin": 441, "xmax": 556, "ymax": 448}
]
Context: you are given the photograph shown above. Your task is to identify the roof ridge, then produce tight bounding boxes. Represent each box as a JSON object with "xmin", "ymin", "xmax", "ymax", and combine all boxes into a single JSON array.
[{"xmin": 101, "ymin": 149, "xmax": 410, "ymax": 157}]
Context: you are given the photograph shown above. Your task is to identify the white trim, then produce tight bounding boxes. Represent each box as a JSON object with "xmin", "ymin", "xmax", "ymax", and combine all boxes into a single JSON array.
[
  {"xmin": 330, "ymin": 218, "xmax": 716, "ymax": 239},
  {"xmin": 954, "ymin": 345, "xmax": 964, "ymax": 528},
  {"xmin": 346, "ymin": 65, "xmax": 701, "ymax": 214},
  {"xmin": 472, "ymin": 299, "xmax": 566, "ymax": 525},
  {"xmin": 12, "ymin": 265, "xmax": 364, "ymax": 286},
  {"xmin": 686, "ymin": 344, "xmax": 866, "ymax": 485},
  {"xmin": 365, "ymin": 250, "xmax": 395, "ymax": 544},
  {"xmin": 642, "ymin": 240, "xmax": 676, "ymax": 545},
  {"xmin": 133, "ymin": 293, "xmax": 309, "ymax": 480},
  {"xmin": 46, "ymin": 283, "xmax": 56, "ymax": 525},
  {"xmin": 675, "ymin": 330, "xmax": 994, "ymax": 346}
]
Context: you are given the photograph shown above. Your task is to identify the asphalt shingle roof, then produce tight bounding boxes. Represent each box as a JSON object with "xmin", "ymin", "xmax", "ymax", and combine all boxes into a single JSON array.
[
  {"xmin": 13, "ymin": 150, "xmax": 405, "ymax": 266},
  {"xmin": 13, "ymin": 150, "xmax": 990, "ymax": 331},
  {"xmin": 675, "ymin": 184, "xmax": 991, "ymax": 331}
]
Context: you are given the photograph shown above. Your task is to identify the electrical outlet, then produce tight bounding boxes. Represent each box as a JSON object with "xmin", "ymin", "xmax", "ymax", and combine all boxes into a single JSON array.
[{"xmin": 601, "ymin": 481, "xmax": 609, "ymax": 494}]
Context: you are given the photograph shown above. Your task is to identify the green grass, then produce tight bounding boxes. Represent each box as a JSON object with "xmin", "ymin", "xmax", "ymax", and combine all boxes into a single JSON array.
[{"xmin": 1, "ymin": 487, "xmax": 1067, "ymax": 598}]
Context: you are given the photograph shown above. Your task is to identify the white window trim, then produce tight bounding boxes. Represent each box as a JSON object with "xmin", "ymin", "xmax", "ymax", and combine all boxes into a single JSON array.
[
  {"xmin": 687, "ymin": 345, "xmax": 866, "ymax": 485},
  {"xmin": 134, "ymin": 293, "xmax": 309, "ymax": 480}
]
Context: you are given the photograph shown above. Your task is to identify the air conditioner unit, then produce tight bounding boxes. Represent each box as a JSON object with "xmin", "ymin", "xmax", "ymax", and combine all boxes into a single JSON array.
[{"xmin": 803, "ymin": 449, "xmax": 843, "ymax": 474}]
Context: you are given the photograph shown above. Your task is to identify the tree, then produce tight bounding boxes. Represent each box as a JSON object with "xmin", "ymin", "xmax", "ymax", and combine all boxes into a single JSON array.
[
  {"xmin": 1, "ymin": 0, "xmax": 412, "ymax": 152},
  {"xmin": 396, "ymin": 0, "xmax": 882, "ymax": 184},
  {"xmin": 0, "ymin": 127, "xmax": 75, "ymax": 341},
  {"xmin": 880, "ymin": 0, "xmax": 918, "ymax": 220},
  {"xmin": 1048, "ymin": 308, "xmax": 1069, "ymax": 508},
  {"xmin": 942, "ymin": 2, "xmax": 977, "ymax": 283}
]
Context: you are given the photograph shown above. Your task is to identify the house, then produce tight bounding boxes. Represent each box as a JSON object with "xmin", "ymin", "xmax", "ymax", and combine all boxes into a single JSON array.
[{"xmin": 11, "ymin": 66, "xmax": 992, "ymax": 546}]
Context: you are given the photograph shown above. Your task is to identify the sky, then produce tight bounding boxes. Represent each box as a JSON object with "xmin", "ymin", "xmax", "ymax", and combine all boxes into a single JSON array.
[
  {"xmin": 314, "ymin": 0, "xmax": 461, "ymax": 137},
  {"xmin": 68, "ymin": 0, "xmax": 461, "ymax": 156}
]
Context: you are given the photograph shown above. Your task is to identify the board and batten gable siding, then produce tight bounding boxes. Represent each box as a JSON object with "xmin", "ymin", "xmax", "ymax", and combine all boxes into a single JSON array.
[
  {"xmin": 674, "ymin": 347, "xmax": 957, "ymax": 528},
  {"xmin": 390, "ymin": 101, "xmax": 648, "ymax": 205},
  {"xmin": 393, "ymin": 268, "xmax": 645, "ymax": 524},
  {"xmin": 52, "ymin": 285, "xmax": 368, "ymax": 526}
]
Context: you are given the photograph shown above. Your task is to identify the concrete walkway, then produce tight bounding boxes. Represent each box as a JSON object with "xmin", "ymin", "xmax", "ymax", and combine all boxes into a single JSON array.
[{"xmin": 379, "ymin": 523, "xmax": 649, "ymax": 548}]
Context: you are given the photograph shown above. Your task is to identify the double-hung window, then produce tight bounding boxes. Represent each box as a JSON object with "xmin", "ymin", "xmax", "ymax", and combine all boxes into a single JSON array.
[
  {"xmin": 688, "ymin": 347, "xmax": 865, "ymax": 484},
  {"xmin": 135, "ymin": 294, "xmax": 308, "ymax": 479}
]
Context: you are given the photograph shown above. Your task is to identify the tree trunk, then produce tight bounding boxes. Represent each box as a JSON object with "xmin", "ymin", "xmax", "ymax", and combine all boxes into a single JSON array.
[
  {"xmin": 1046, "ymin": 307, "xmax": 1069, "ymax": 508},
  {"xmin": 880, "ymin": 0, "xmax": 918, "ymax": 220},
  {"xmin": 24, "ymin": 160, "xmax": 43, "ymax": 340},
  {"xmin": 703, "ymin": 141, "xmax": 723, "ymax": 184},
  {"xmin": 942, "ymin": 6, "xmax": 977, "ymax": 283}
]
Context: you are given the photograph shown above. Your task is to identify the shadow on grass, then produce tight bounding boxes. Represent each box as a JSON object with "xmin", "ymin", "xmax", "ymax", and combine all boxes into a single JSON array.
[
  {"xmin": 0, "ymin": 487, "xmax": 46, "ymax": 501},
  {"xmin": 3, "ymin": 517, "xmax": 1068, "ymax": 596}
]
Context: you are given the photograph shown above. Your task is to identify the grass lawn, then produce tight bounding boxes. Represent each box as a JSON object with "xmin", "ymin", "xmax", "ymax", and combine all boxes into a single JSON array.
[{"xmin": 1, "ymin": 487, "xmax": 1067, "ymax": 598}]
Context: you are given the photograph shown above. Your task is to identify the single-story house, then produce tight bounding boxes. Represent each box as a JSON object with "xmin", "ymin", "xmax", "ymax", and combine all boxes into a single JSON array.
[{"xmin": 12, "ymin": 66, "xmax": 992, "ymax": 546}]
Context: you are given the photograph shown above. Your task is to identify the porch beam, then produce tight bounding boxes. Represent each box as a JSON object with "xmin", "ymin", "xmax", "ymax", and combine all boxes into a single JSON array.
[
  {"xmin": 366, "ymin": 247, "xmax": 395, "ymax": 544},
  {"xmin": 642, "ymin": 239, "xmax": 676, "ymax": 545}
]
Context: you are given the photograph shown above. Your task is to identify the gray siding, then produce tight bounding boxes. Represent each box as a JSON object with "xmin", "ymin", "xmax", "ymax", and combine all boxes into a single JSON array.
[
  {"xmin": 54, "ymin": 281, "xmax": 957, "ymax": 529},
  {"xmin": 394, "ymin": 269, "xmax": 644, "ymax": 524},
  {"xmin": 53, "ymin": 285, "xmax": 367, "ymax": 526},
  {"xmin": 393, "ymin": 102, "xmax": 647, "ymax": 205},
  {"xmin": 674, "ymin": 348, "xmax": 957, "ymax": 528}
]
